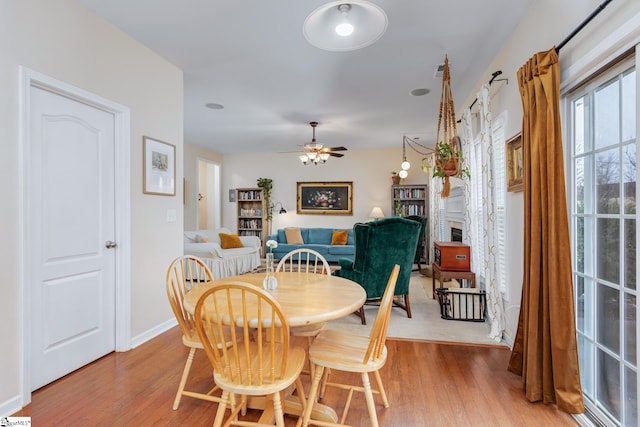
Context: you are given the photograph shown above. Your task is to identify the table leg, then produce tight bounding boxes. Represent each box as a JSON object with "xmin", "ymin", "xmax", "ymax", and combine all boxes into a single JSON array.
[
  {"xmin": 254, "ymin": 374, "xmax": 338, "ymax": 424},
  {"xmin": 254, "ymin": 397, "xmax": 338, "ymax": 424}
]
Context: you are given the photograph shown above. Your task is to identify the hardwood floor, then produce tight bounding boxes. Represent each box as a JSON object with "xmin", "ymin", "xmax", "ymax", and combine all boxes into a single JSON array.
[{"xmin": 14, "ymin": 326, "xmax": 577, "ymax": 426}]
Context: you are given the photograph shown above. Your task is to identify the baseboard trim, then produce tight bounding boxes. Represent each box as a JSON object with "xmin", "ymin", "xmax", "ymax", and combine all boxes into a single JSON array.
[
  {"xmin": 129, "ymin": 318, "xmax": 177, "ymax": 349},
  {"xmin": 0, "ymin": 395, "xmax": 23, "ymax": 418}
]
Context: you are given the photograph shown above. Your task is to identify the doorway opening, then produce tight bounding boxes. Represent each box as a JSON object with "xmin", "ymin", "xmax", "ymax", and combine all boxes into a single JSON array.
[{"xmin": 197, "ymin": 158, "xmax": 221, "ymax": 230}]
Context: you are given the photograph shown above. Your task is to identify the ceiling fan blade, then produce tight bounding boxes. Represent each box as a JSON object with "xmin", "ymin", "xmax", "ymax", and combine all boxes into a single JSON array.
[
  {"xmin": 328, "ymin": 152, "xmax": 344, "ymax": 157},
  {"xmin": 326, "ymin": 146, "xmax": 348, "ymax": 151}
]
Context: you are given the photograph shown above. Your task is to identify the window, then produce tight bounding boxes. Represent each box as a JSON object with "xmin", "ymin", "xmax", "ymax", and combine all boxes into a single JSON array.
[
  {"xmin": 567, "ymin": 54, "xmax": 637, "ymax": 426},
  {"xmin": 465, "ymin": 110, "xmax": 507, "ymax": 294},
  {"xmin": 492, "ymin": 113, "xmax": 507, "ymax": 295}
]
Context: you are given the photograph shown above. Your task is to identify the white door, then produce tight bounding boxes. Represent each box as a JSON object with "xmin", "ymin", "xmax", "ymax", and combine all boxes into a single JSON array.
[{"xmin": 29, "ymin": 86, "xmax": 116, "ymax": 390}]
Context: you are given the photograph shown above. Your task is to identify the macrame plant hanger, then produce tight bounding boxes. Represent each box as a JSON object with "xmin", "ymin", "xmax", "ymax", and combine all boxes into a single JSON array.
[{"xmin": 435, "ymin": 55, "xmax": 460, "ymax": 198}]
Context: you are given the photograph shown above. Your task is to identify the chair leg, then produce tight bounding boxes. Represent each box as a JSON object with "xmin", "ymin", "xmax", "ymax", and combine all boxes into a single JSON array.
[
  {"xmin": 213, "ymin": 390, "xmax": 230, "ymax": 427},
  {"xmin": 302, "ymin": 365, "xmax": 325, "ymax": 427},
  {"xmin": 361, "ymin": 372, "xmax": 380, "ymax": 427},
  {"xmin": 319, "ymin": 367, "xmax": 331, "ymax": 399},
  {"xmin": 404, "ymin": 293, "xmax": 412, "ymax": 318},
  {"xmin": 307, "ymin": 336, "xmax": 315, "ymax": 379},
  {"xmin": 373, "ymin": 370, "xmax": 389, "ymax": 408},
  {"xmin": 173, "ymin": 347, "xmax": 196, "ymax": 410},
  {"xmin": 355, "ymin": 306, "xmax": 366, "ymax": 325},
  {"xmin": 392, "ymin": 294, "xmax": 412, "ymax": 319},
  {"xmin": 273, "ymin": 392, "xmax": 285, "ymax": 427}
]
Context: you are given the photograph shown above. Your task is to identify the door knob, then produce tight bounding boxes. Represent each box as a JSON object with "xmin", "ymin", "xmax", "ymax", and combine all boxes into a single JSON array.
[{"xmin": 105, "ymin": 241, "xmax": 117, "ymax": 249}]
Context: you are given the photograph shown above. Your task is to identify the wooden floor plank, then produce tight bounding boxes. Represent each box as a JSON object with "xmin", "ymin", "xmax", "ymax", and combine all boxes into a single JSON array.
[{"xmin": 13, "ymin": 327, "xmax": 578, "ymax": 426}]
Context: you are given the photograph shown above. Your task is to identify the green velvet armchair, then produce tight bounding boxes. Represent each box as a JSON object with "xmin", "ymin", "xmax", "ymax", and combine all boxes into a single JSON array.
[
  {"xmin": 334, "ymin": 217, "xmax": 421, "ymax": 324},
  {"xmin": 405, "ymin": 215, "xmax": 427, "ymax": 271}
]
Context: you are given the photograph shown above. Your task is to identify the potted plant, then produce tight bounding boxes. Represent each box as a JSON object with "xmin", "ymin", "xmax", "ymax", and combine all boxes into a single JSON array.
[
  {"xmin": 391, "ymin": 171, "xmax": 400, "ymax": 185},
  {"xmin": 256, "ymin": 177, "xmax": 273, "ymax": 220},
  {"xmin": 431, "ymin": 138, "xmax": 470, "ymax": 198}
]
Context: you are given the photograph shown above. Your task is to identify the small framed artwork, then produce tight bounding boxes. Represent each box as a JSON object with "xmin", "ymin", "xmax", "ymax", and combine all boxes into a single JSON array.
[
  {"xmin": 297, "ymin": 181, "xmax": 353, "ymax": 215},
  {"xmin": 506, "ymin": 132, "xmax": 524, "ymax": 192},
  {"xmin": 143, "ymin": 136, "xmax": 176, "ymax": 196}
]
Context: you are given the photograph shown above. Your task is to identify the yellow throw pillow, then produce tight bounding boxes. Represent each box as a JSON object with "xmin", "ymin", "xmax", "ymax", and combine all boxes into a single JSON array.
[
  {"xmin": 331, "ymin": 229, "xmax": 349, "ymax": 245},
  {"xmin": 285, "ymin": 227, "xmax": 304, "ymax": 244},
  {"xmin": 219, "ymin": 233, "xmax": 243, "ymax": 249}
]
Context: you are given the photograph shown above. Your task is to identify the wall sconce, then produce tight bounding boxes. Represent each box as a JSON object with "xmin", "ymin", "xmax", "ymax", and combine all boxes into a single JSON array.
[{"xmin": 269, "ymin": 201, "xmax": 287, "ymax": 217}]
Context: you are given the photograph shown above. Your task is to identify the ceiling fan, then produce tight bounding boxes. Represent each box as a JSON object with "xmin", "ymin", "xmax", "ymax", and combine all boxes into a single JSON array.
[{"xmin": 282, "ymin": 121, "xmax": 348, "ymax": 165}]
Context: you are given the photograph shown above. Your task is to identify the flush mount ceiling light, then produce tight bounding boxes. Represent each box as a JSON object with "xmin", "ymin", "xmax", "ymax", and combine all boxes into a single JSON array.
[{"xmin": 303, "ymin": 1, "xmax": 388, "ymax": 52}]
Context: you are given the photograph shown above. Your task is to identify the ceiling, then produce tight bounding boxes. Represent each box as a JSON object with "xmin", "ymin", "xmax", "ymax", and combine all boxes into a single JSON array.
[{"xmin": 78, "ymin": 0, "xmax": 532, "ymax": 155}]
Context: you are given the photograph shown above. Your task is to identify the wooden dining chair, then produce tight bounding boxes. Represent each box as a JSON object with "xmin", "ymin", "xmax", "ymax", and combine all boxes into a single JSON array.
[
  {"xmin": 166, "ymin": 255, "xmax": 228, "ymax": 410},
  {"xmin": 276, "ymin": 248, "xmax": 332, "ymax": 275},
  {"xmin": 194, "ymin": 280, "xmax": 307, "ymax": 427},
  {"xmin": 301, "ymin": 264, "xmax": 400, "ymax": 427}
]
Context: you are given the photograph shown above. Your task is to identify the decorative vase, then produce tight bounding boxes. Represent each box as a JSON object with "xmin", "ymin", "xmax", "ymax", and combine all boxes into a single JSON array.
[
  {"xmin": 392, "ymin": 175, "xmax": 400, "ymax": 185},
  {"xmin": 263, "ymin": 252, "xmax": 278, "ymax": 290}
]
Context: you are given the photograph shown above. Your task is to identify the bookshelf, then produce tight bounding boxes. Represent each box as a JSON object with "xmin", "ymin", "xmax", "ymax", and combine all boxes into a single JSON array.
[
  {"xmin": 391, "ymin": 184, "xmax": 428, "ymax": 217},
  {"xmin": 236, "ymin": 188, "xmax": 265, "ymax": 246},
  {"xmin": 392, "ymin": 184, "xmax": 429, "ymax": 264}
]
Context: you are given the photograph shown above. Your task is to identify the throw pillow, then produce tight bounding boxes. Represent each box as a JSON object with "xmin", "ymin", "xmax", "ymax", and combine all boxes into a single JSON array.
[
  {"xmin": 219, "ymin": 233, "xmax": 243, "ymax": 249},
  {"xmin": 331, "ymin": 229, "xmax": 349, "ymax": 245},
  {"xmin": 285, "ymin": 227, "xmax": 304, "ymax": 244},
  {"xmin": 195, "ymin": 235, "xmax": 209, "ymax": 243}
]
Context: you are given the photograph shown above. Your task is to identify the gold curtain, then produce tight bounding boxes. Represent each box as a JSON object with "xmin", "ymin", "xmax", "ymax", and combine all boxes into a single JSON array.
[{"xmin": 507, "ymin": 47, "xmax": 585, "ymax": 414}]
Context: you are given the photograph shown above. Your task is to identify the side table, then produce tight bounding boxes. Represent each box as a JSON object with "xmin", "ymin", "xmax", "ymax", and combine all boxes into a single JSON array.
[{"xmin": 431, "ymin": 262, "xmax": 476, "ymax": 299}]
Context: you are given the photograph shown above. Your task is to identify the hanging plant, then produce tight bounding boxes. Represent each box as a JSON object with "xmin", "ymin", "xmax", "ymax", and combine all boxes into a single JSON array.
[
  {"xmin": 431, "ymin": 55, "xmax": 470, "ymax": 198},
  {"xmin": 256, "ymin": 177, "xmax": 273, "ymax": 220},
  {"xmin": 432, "ymin": 138, "xmax": 470, "ymax": 180}
]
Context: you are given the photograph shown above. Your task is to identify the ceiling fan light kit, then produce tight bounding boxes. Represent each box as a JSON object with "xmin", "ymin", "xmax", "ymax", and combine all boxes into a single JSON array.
[
  {"xmin": 303, "ymin": 1, "xmax": 388, "ymax": 52},
  {"xmin": 297, "ymin": 121, "xmax": 347, "ymax": 165}
]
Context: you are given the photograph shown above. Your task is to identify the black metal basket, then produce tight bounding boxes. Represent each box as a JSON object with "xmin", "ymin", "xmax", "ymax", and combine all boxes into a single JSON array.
[{"xmin": 436, "ymin": 287, "xmax": 486, "ymax": 321}]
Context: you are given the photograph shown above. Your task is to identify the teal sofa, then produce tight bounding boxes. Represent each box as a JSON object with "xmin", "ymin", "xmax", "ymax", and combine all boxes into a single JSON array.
[{"xmin": 267, "ymin": 227, "xmax": 355, "ymax": 262}]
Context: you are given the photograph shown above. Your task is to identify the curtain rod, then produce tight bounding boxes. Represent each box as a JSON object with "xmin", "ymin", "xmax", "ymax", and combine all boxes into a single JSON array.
[
  {"xmin": 457, "ymin": 0, "xmax": 612, "ymax": 122},
  {"xmin": 456, "ymin": 70, "xmax": 508, "ymax": 122},
  {"xmin": 556, "ymin": 0, "xmax": 613, "ymax": 52},
  {"xmin": 466, "ymin": 70, "xmax": 506, "ymax": 111}
]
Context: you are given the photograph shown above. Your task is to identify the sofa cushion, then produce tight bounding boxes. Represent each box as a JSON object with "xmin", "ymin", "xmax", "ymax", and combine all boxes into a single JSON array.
[
  {"xmin": 308, "ymin": 228, "xmax": 333, "ymax": 245},
  {"xmin": 219, "ymin": 233, "xmax": 243, "ymax": 249},
  {"xmin": 331, "ymin": 229, "xmax": 349, "ymax": 245},
  {"xmin": 285, "ymin": 227, "xmax": 304, "ymax": 244}
]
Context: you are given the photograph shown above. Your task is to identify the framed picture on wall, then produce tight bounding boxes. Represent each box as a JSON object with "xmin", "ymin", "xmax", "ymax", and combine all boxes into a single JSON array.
[
  {"xmin": 506, "ymin": 132, "xmax": 524, "ymax": 192},
  {"xmin": 297, "ymin": 181, "xmax": 353, "ymax": 215},
  {"xmin": 143, "ymin": 136, "xmax": 176, "ymax": 196}
]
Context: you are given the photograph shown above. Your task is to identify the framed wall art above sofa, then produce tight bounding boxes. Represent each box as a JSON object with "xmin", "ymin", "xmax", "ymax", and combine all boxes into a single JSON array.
[{"xmin": 296, "ymin": 181, "xmax": 353, "ymax": 215}]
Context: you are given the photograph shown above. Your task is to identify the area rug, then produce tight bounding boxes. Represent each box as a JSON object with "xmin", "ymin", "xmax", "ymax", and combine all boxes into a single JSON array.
[{"xmin": 325, "ymin": 272, "xmax": 507, "ymax": 347}]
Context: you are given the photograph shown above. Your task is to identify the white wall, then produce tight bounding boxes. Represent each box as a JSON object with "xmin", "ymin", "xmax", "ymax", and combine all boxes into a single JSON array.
[
  {"xmin": 459, "ymin": 0, "xmax": 640, "ymax": 345},
  {"xmin": 0, "ymin": 0, "xmax": 183, "ymax": 413},
  {"xmin": 222, "ymin": 146, "xmax": 428, "ymax": 234}
]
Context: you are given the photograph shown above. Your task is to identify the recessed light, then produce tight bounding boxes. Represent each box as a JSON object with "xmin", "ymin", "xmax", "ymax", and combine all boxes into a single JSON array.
[
  {"xmin": 410, "ymin": 88, "xmax": 430, "ymax": 96},
  {"xmin": 205, "ymin": 103, "xmax": 224, "ymax": 110}
]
